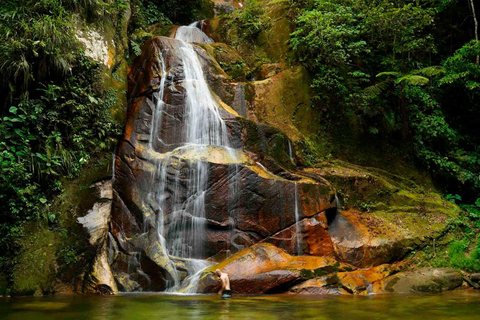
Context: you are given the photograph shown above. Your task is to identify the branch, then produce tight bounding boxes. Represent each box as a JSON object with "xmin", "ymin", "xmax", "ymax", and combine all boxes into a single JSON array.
[{"xmin": 469, "ymin": 0, "xmax": 479, "ymax": 64}]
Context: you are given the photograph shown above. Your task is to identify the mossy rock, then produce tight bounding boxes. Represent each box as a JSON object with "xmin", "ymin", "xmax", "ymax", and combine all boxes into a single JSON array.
[
  {"xmin": 307, "ymin": 160, "xmax": 460, "ymax": 267},
  {"xmin": 246, "ymin": 66, "xmax": 315, "ymax": 143},
  {"xmin": 309, "ymin": 160, "xmax": 447, "ymax": 211},
  {"xmin": 201, "ymin": 43, "xmax": 249, "ymax": 81},
  {"xmin": 238, "ymin": 117, "xmax": 296, "ymax": 171},
  {"xmin": 205, "ymin": 0, "xmax": 294, "ymax": 68},
  {"xmin": 11, "ymin": 224, "xmax": 58, "ymax": 296}
]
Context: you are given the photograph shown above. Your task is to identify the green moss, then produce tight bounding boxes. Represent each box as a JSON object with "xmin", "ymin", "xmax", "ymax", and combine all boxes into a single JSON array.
[
  {"xmin": 237, "ymin": 117, "xmax": 297, "ymax": 170},
  {"xmin": 299, "ymin": 262, "xmax": 347, "ymax": 279},
  {"xmin": 207, "ymin": 0, "xmax": 293, "ymax": 68},
  {"xmin": 56, "ymin": 152, "xmax": 112, "ymax": 230},
  {"xmin": 0, "ymin": 273, "xmax": 8, "ymax": 296},
  {"xmin": 11, "ymin": 224, "xmax": 58, "ymax": 295}
]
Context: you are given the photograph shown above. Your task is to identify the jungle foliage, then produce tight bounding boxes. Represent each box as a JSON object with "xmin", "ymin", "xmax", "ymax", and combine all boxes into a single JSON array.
[
  {"xmin": 289, "ymin": 0, "xmax": 480, "ymax": 270},
  {"xmin": 290, "ymin": 0, "xmax": 480, "ymax": 203},
  {"xmin": 0, "ymin": 0, "xmax": 125, "ymax": 282}
]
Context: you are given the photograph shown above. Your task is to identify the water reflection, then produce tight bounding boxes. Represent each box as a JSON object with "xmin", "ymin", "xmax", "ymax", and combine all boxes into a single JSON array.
[{"xmin": 1, "ymin": 291, "xmax": 480, "ymax": 320}]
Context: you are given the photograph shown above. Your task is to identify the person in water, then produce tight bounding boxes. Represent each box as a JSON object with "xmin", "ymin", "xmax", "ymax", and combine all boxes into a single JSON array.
[{"xmin": 215, "ymin": 269, "xmax": 232, "ymax": 298}]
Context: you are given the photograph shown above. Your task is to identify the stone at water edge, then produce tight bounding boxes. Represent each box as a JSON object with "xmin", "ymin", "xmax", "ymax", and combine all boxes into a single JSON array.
[
  {"xmin": 289, "ymin": 264, "xmax": 395, "ymax": 295},
  {"xmin": 371, "ymin": 268, "xmax": 463, "ymax": 294},
  {"xmin": 77, "ymin": 180, "xmax": 118, "ymax": 294},
  {"xmin": 194, "ymin": 243, "xmax": 354, "ymax": 294}
]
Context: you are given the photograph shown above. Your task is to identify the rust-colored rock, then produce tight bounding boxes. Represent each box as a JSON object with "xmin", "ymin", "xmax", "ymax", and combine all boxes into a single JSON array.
[
  {"xmin": 289, "ymin": 264, "xmax": 393, "ymax": 295},
  {"xmin": 265, "ymin": 211, "xmax": 334, "ymax": 257},
  {"xmin": 194, "ymin": 243, "xmax": 352, "ymax": 294},
  {"xmin": 109, "ymin": 36, "xmax": 336, "ymax": 292}
]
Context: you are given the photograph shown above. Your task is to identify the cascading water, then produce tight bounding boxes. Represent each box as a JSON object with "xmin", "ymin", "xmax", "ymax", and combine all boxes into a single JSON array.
[
  {"xmin": 146, "ymin": 22, "xmax": 232, "ymax": 292},
  {"xmin": 175, "ymin": 22, "xmax": 214, "ymax": 45},
  {"xmin": 288, "ymin": 140, "xmax": 294, "ymax": 163},
  {"xmin": 294, "ymin": 182, "xmax": 302, "ymax": 255}
]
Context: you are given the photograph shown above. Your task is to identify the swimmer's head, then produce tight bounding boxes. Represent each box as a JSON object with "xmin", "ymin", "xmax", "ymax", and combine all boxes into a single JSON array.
[{"xmin": 215, "ymin": 269, "xmax": 222, "ymax": 277}]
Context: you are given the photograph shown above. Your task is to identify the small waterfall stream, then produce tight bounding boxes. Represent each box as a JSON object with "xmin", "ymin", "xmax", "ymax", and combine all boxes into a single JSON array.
[
  {"xmin": 288, "ymin": 140, "xmax": 294, "ymax": 163},
  {"xmin": 294, "ymin": 182, "xmax": 302, "ymax": 255}
]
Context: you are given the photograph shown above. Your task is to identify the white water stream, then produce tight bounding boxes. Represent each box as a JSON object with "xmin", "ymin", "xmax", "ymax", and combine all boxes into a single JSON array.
[{"xmin": 294, "ymin": 182, "xmax": 302, "ymax": 255}]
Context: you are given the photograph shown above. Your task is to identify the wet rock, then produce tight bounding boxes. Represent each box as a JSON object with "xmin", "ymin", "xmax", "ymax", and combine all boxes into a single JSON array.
[
  {"xmin": 264, "ymin": 211, "xmax": 334, "ymax": 257},
  {"xmin": 470, "ymin": 273, "xmax": 480, "ymax": 283},
  {"xmin": 196, "ymin": 243, "xmax": 352, "ymax": 294},
  {"xmin": 289, "ymin": 265, "xmax": 394, "ymax": 295},
  {"xmin": 371, "ymin": 268, "xmax": 463, "ymax": 293},
  {"xmin": 111, "ymin": 37, "xmax": 336, "ymax": 291},
  {"xmin": 336, "ymin": 265, "xmax": 393, "ymax": 294},
  {"xmin": 309, "ymin": 161, "xmax": 460, "ymax": 267},
  {"xmin": 290, "ymin": 275, "xmax": 348, "ymax": 295}
]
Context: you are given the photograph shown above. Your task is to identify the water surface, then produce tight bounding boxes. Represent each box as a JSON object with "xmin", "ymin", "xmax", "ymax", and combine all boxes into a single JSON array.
[{"xmin": 1, "ymin": 291, "xmax": 480, "ymax": 320}]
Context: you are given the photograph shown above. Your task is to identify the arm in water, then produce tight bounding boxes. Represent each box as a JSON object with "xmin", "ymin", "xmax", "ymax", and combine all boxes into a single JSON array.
[{"xmin": 215, "ymin": 269, "xmax": 232, "ymax": 298}]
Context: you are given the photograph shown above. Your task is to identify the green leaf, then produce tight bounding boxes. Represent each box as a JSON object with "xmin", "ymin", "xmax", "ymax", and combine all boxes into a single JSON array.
[
  {"xmin": 396, "ymin": 75, "xmax": 429, "ymax": 86},
  {"xmin": 9, "ymin": 106, "xmax": 17, "ymax": 114},
  {"xmin": 48, "ymin": 213, "xmax": 56, "ymax": 222}
]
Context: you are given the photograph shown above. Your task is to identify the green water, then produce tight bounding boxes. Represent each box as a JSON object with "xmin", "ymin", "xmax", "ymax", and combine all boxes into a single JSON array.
[{"xmin": 1, "ymin": 291, "xmax": 480, "ymax": 320}]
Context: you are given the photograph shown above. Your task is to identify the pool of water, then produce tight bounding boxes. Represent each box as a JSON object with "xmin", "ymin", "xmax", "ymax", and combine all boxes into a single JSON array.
[{"xmin": 1, "ymin": 290, "xmax": 480, "ymax": 320}]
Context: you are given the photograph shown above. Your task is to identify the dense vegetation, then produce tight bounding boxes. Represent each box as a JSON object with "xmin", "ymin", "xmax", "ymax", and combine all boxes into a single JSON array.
[
  {"xmin": 290, "ymin": 0, "xmax": 479, "ymax": 201},
  {"xmin": 0, "ymin": 0, "xmax": 212, "ymax": 294},
  {"xmin": 290, "ymin": 0, "xmax": 479, "ymax": 202},
  {"xmin": 288, "ymin": 0, "xmax": 480, "ymax": 269},
  {"xmin": 0, "ymin": 0, "xmax": 129, "ymax": 292}
]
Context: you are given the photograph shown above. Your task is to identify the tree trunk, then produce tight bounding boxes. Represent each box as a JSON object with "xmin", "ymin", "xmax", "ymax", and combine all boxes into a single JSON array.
[
  {"xmin": 469, "ymin": 0, "xmax": 479, "ymax": 64},
  {"xmin": 400, "ymin": 83, "xmax": 409, "ymax": 141}
]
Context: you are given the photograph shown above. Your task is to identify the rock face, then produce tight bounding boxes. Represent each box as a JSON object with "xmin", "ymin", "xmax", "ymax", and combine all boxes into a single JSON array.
[
  {"xmin": 109, "ymin": 36, "xmax": 336, "ymax": 291},
  {"xmin": 78, "ymin": 180, "xmax": 118, "ymax": 294},
  {"xmin": 105, "ymin": 4, "xmax": 460, "ymax": 294},
  {"xmin": 309, "ymin": 161, "xmax": 459, "ymax": 267}
]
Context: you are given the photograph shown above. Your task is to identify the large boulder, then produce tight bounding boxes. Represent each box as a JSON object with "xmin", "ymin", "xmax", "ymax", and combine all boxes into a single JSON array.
[
  {"xmin": 371, "ymin": 268, "xmax": 463, "ymax": 293},
  {"xmin": 289, "ymin": 264, "xmax": 395, "ymax": 295},
  {"xmin": 194, "ymin": 243, "xmax": 353, "ymax": 294},
  {"xmin": 308, "ymin": 161, "xmax": 460, "ymax": 267}
]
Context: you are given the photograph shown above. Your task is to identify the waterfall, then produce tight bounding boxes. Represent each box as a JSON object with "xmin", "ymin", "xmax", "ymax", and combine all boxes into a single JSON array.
[
  {"xmin": 175, "ymin": 22, "xmax": 214, "ymax": 45},
  {"xmin": 145, "ymin": 22, "xmax": 232, "ymax": 292},
  {"xmin": 181, "ymin": 259, "xmax": 213, "ymax": 294},
  {"xmin": 294, "ymin": 182, "xmax": 302, "ymax": 255},
  {"xmin": 288, "ymin": 140, "xmax": 294, "ymax": 163}
]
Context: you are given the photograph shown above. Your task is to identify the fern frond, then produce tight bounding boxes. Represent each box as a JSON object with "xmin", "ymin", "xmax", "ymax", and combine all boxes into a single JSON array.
[{"xmin": 396, "ymin": 75, "xmax": 429, "ymax": 86}]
